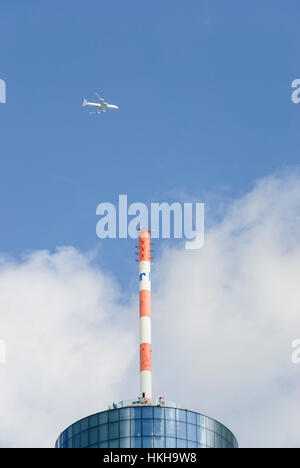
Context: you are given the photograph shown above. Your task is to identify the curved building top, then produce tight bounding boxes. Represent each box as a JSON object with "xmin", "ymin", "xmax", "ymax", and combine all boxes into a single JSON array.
[{"xmin": 55, "ymin": 400, "xmax": 238, "ymax": 449}]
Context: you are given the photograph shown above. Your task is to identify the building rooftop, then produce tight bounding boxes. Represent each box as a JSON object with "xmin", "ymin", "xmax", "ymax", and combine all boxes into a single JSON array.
[{"xmin": 108, "ymin": 398, "xmax": 180, "ymax": 410}]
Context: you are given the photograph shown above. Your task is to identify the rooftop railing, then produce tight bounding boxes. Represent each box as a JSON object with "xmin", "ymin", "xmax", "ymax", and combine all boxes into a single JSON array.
[{"xmin": 108, "ymin": 398, "xmax": 181, "ymax": 410}]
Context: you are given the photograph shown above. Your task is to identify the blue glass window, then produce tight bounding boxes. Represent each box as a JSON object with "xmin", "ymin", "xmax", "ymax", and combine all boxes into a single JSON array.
[
  {"xmin": 131, "ymin": 407, "xmax": 142, "ymax": 419},
  {"xmin": 62, "ymin": 431, "xmax": 67, "ymax": 445},
  {"xmin": 73, "ymin": 434, "xmax": 80, "ymax": 448},
  {"xmin": 120, "ymin": 438, "xmax": 130, "ymax": 448},
  {"xmin": 131, "ymin": 418, "xmax": 141, "ymax": 437},
  {"xmin": 165, "ymin": 408, "xmax": 176, "ymax": 420},
  {"xmin": 221, "ymin": 425, "xmax": 228, "ymax": 439},
  {"xmin": 198, "ymin": 426, "xmax": 207, "ymax": 445},
  {"xmin": 81, "ymin": 430, "xmax": 88, "ymax": 447},
  {"xmin": 165, "ymin": 419, "xmax": 176, "ymax": 438},
  {"xmin": 188, "ymin": 441, "xmax": 197, "ymax": 448},
  {"xmin": 99, "ymin": 424, "xmax": 108, "ymax": 442},
  {"xmin": 215, "ymin": 422, "xmax": 223, "ymax": 435},
  {"xmin": 142, "ymin": 418, "xmax": 153, "ymax": 436},
  {"xmin": 154, "ymin": 407, "xmax": 164, "ymax": 419},
  {"xmin": 177, "ymin": 439, "xmax": 187, "ymax": 448},
  {"xmin": 131, "ymin": 437, "xmax": 142, "ymax": 448},
  {"xmin": 73, "ymin": 421, "xmax": 81, "ymax": 435},
  {"xmin": 187, "ymin": 412, "xmax": 197, "ymax": 425},
  {"xmin": 166, "ymin": 438, "xmax": 176, "ymax": 448},
  {"xmin": 207, "ymin": 418, "xmax": 215, "ymax": 432},
  {"xmin": 81, "ymin": 418, "xmax": 88, "ymax": 431},
  {"xmin": 120, "ymin": 408, "xmax": 130, "ymax": 420},
  {"xmin": 109, "ymin": 439, "xmax": 119, "ymax": 448},
  {"xmin": 215, "ymin": 434, "xmax": 222, "ymax": 448},
  {"xmin": 153, "ymin": 437, "xmax": 165, "ymax": 448},
  {"xmin": 154, "ymin": 418, "xmax": 164, "ymax": 436},
  {"xmin": 177, "ymin": 409, "xmax": 186, "ymax": 422},
  {"xmin": 142, "ymin": 406, "xmax": 153, "ymax": 419},
  {"xmin": 120, "ymin": 419, "xmax": 130, "ymax": 438},
  {"xmin": 67, "ymin": 426, "xmax": 73, "ymax": 439},
  {"xmin": 221, "ymin": 437, "xmax": 227, "ymax": 448},
  {"xmin": 99, "ymin": 441, "xmax": 108, "ymax": 448},
  {"xmin": 197, "ymin": 414, "xmax": 206, "ymax": 428},
  {"xmin": 206, "ymin": 430, "xmax": 215, "ymax": 447},
  {"xmin": 109, "ymin": 410, "xmax": 119, "ymax": 423},
  {"xmin": 99, "ymin": 411, "xmax": 108, "ymax": 425},
  {"xmin": 89, "ymin": 427, "xmax": 98, "ymax": 445},
  {"xmin": 109, "ymin": 422, "xmax": 119, "ymax": 439},
  {"xmin": 227, "ymin": 432, "xmax": 234, "ymax": 445},
  {"xmin": 142, "ymin": 436, "xmax": 153, "ymax": 448},
  {"xmin": 177, "ymin": 421, "xmax": 187, "ymax": 439},
  {"xmin": 187, "ymin": 424, "xmax": 197, "ymax": 442},
  {"xmin": 89, "ymin": 414, "xmax": 98, "ymax": 428}
]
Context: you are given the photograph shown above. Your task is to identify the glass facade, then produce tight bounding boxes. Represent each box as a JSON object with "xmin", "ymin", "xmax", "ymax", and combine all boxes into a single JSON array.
[{"xmin": 55, "ymin": 406, "xmax": 238, "ymax": 448}]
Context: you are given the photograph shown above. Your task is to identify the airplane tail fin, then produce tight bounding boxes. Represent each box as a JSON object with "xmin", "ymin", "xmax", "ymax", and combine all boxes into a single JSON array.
[{"xmin": 82, "ymin": 98, "xmax": 88, "ymax": 107}]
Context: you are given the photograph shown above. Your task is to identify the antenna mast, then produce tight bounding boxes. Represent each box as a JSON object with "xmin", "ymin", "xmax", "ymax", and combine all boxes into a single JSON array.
[{"xmin": 138, "ymin": 229, "xmax": 152, "ymax": 403}]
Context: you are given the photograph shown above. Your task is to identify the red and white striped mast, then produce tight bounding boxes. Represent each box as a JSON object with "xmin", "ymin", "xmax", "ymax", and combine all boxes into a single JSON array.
[{"xmin": 138, "ymin": 229, "xmax": 152, "ymax": 403}]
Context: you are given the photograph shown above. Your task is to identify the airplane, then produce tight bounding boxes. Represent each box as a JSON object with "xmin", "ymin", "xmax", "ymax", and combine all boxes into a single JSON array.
[{"xmin": 82, "ymin": 93, "xmax": 119, "ymax": 114}]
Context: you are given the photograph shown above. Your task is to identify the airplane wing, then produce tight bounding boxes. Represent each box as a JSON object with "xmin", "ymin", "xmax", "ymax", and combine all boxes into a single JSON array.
[{"xmin": 95, "ymin": 92, "xmax": 105, "ymax": 103}]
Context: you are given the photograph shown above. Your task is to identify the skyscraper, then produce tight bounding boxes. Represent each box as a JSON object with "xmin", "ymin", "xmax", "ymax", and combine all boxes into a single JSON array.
[{"xmin": 55, "ymin": 231, "xmax": 239, "ymax": 449}]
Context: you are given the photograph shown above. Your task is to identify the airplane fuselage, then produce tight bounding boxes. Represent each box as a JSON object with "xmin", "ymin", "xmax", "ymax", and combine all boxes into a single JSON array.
[{"xmin": 86, "ymin": 102, "xmax": 118, "ymax": 109}]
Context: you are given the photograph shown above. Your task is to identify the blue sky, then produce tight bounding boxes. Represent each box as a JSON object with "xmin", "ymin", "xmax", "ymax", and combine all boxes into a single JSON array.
[
  {"xmin": 0, "ymin": 0, "xmax": 299, "ymax": 284},
  {"xmin": 0, "ymin": 1, "xmax": 300, "ymax": 448}
]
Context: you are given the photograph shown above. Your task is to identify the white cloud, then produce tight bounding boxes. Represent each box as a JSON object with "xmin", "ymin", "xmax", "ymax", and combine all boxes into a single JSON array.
[
  {"xmin": 0, "ymin": 247, "xmax": 135, "ymax": 448},
  {"xmin": 0, "ymin": 171, "xmax": 299, "ymax": 447},
  {"xmin": 152, "ymin": 171, "xmax": 300, "ymax": 448}
]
